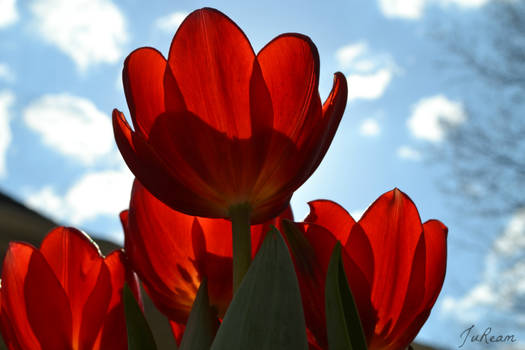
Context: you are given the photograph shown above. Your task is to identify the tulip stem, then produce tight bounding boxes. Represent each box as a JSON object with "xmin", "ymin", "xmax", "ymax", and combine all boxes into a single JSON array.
[{"xmin": 229, "ymin": 203, "xmax": 252, "ymax": 294}]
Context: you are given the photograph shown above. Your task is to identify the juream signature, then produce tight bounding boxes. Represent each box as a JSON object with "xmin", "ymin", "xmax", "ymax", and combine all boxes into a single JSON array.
[{"xmin": 459, "ymin": 325, "xmax": 517, "ymax": 348}]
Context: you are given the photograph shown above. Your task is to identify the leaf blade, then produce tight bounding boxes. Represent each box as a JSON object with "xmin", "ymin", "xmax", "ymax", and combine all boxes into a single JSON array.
[
  {"xmin": 325, "ymin": 243, "xmax": 367, "ymax": 350},
  {"xmin": 179, "ymin": 279, "xmax": 218, "ymax": 350},
  {"xmin": 123, "ymin": 283, "xmax": 157, "ymax": 350},
  {"xmin": 210, "ymin": 226, "xmax": 309, "ymax": 350}
]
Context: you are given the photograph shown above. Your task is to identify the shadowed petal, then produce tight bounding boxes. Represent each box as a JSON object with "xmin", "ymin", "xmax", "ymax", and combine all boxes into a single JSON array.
[
  {"xmin": 305, "ymin": 200, "xmax": 355, "ymax": 243},
  {"xmin": 113, "ymin": 110, "xmax": 223, "ymax": 218},
  {"xmin": 24, "ymin": 249, "xmax": 73, "ymax": 349},
  {"xmin": 358, "ymin": 189, "xmax": 424, "ymax": 335},
  {"xmin": 168, "ymin": 8, "xmax": 256, "ymax": 139},
  {"xmin": 39, "ymin": 227, "xmax": 108, "ymax": 348},
  {"xmin": 289, "ymin": 222, "xmax": 375, "ymax": 348},
  {"xmin": 422, "ymin": 220, "xmax": 448, "ymax": 306},
  {"xmin": 123, "ymin": 47, "xmax": 185, "ymax": 135},
  {"xmin": 96, "ymin": 251, "xmax": 141, "ymax": 350},
  {"xmin": 1, "ymin": 243, "xmax": 40, "ymax": 350}
]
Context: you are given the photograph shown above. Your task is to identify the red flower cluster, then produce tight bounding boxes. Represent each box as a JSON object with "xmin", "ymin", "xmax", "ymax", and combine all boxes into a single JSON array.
[
  {"xmin": 120, "ymin": 181, "xmax": 447, "ymax": 349},
  {"xmin": 0, "ymin": 227, "xmax": 141, "ymax": 350},
  {"xmin": 0, "ymin": 7, "xmax": 447, "ymax": 350}
]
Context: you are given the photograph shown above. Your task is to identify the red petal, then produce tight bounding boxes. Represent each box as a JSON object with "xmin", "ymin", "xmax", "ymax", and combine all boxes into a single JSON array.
[
  {"xmin": 358, "ymin": 189, "xmax": 424, "ymax": 336},
  {"xmin": 380, "ymin": 222, "xmax": 446, "ymax": 348},
  {"xmin": 379, "ymin": 234, "xmax": 427, "ymax": 347},
  {"xmin": 250, "ymin": 35, "xmax": 322, "ymax": 206},
  {"xmin": 380, "ymin": 221, "xmax": 446, "ymax": 348},
  {"xmin": 168, "ymin": 8, "xmax": 256, "ymax": 139},
  {"xmin": 96, "ymin": 251, "xmax": 141, "ymax": 350},
  {"xmin": 305, "ymin": 200, "xmax": 355, "ymax": 243},
  {"xmin": 0, "ymin": 243, "xmax": 40, "ymax": 349},
  {"xmin": 169, "ymin": 321, "xmax": 186, "ymax": 345},
  {"xmin": 292, "ymin": 222, "xmax": 374, "ymax": 347},
  {"xmin": 251, "ymin": 205, "xmax": 294, "ymax": 254},
  {"xmin": 257, "ymin": 33, "xmax": 320, "ymax": 142},
  {"xmin": 125, "ymin": 180, "xmax": 202, "ymax": 322},
  {"xmin": 123, "ymin": 47, "xmax": 185, "ymax": 135},
  {"xmin": 39, "ymin": 227, "xmax": 109, "ymax": 348},
  {"xmin": 24, "ymin": 249, "xmax": 73, "ymax": 349},
  {"xmin": 113, "ymin": 109, "xmax": 226, "ymax": 218},
  {"xmin": 125, "ymin": 180, "xmax": 295, "ymax": 324},
  {"xmin": 307, "ymin": 72, "xmax": 347, "ymax": 174},
  {"xmin": 0, "ymin": 302, "xmax": 23, "ymax": 350},
  {"xmin": 78, "ymin": 263, "xmax": 111, "ymax": 350},
  {"xmin": 422, "ymin": 220, "xmax": 448, "ymax": 307}
]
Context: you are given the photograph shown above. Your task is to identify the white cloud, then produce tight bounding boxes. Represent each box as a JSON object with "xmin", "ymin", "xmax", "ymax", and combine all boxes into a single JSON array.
[
  {"xmin": 443, "ymin": 209, "xmax": 525, "ymax": 326},
  {"xmin": 25, "ymin": 168, "xmax": 134, "ymax": 225},
  {"xmin": 29, "ymin": 0, "xmax": 128, "ymax": 70},
  {"xmin": 23, "ymin": 94, "xmax": 113, "ymax": 164},
  {"xmin": 336, "ymin": 42, "xmax": 368, "ymax": 70},
  {"xmin": 397, "ymin": 145, "xmax": 422, "ymax": 161},
  {"xmin": 0, "ymin": 63, "xmax": 15, "ymax": 83},
  {"xmin": 359, "ymin": 118, "xmax": 381, "ymax": 136},
  {"xmin": 336, "ymin": 41, "xmax": 397, "ymax": 101},
  {"xmin": 0, "ymin": 90, "xmax": 14, "ymax": 177},
  {"xmin": 155, "ymin": 11, "xmax": 188, "ymax": 33},
  {"xmin": 442, "ymin": 284, "xmax": 497, "ymax": 323},
  {"xmin": 442, "ymin": 0, "xmax": 490, "ymax": 8},
  {"xmin": 378, "ymin": 0, "xmax": 490, "ymax": 20},
  {"xmin": 0, "ymin": 0, "xmax": 18, "ymax": 28},
  {"xmin": 495, "ymin": 209, "xmax": 525, "ymax": 257},
  {"xmin": 25, "ymin": 186, "xmax": 66, "ymax": 218},
  {"xmin": 378, "ymin": 0, "xmax": 425, "ymax": 19},
  {"xmin": 347, "ymin": 69, "xmax": 393, "ymax": 101},
  {"xmin": 407, "ymin": 94, "xmax": 466, "ymax": 142}
]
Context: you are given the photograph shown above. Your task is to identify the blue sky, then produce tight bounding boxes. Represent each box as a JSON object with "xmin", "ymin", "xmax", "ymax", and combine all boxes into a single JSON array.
[{"xmin": 0, "ymin": 0, "xmax": 522, "ymax": 348}]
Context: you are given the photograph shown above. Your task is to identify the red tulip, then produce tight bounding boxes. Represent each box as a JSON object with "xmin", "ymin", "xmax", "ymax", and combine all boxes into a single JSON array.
[
  {"xmin": 120, "ymin": 179, "xmax": 293, "ymax": 343},
  {"xmin": 113, "ymin": 7, "xmax": 347, "ymax": 224},
  {"xmin": 288, "ymin": 189, "xmax": 447, "ymax": 350},
  {"xmin": 0, "ymin": 227, "xmax": 141, "ymax": 350}
]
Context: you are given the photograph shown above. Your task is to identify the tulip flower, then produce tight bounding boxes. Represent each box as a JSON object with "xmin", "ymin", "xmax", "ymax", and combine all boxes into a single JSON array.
[
  {"xmin": 286, "ymin": 189, "xmax": 447, "ymax": 350},
  {"xmin": 113, "ymin": 7, "xmax": 347, "ymax": 290},
  {"xmin": 113, "ymin": 7, "xmax": 346, "ymax": 225},
  {"xmin": 0, "ymin": 227, "xmax": 141, "ymax": 350},
  {"xmin": 120, "ymin": 179, "xmax": 292, "ymax": 343}
]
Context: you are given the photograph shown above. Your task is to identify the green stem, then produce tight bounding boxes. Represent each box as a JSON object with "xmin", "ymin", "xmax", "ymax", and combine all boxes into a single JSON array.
[{"xmin": 229, "ymin": 204, "xmax": 252, "ymax": 294}]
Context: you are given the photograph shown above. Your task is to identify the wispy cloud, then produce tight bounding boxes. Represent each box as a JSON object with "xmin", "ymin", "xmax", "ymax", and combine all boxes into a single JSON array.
[
  {"xmin": 0, "ymin": 63, "xmax": 15, "ymax": 83},
  {"xmin": 23, "ymin": 94, "xmax": 113, "ymax": 164},
  {"xmin": 378, "ymin": 0, "xmax": 491, "ymax": 20},
  {"xmin": 407, "ymin": 94, "xmax": 466, "ymax": 142},
  {"xmin": 348, "ymin": 69, "xmax": 393, "ymax": 101},
  {"xmin": 155, "ymin": 11, "xmax": 188, "ymax": 33},
  {"xmin": 336, "ymin": 42, "xmax": 398, "ymax": 101},
  {"xmin": 378, "ymin": 0, "xmax": 425, "ymax": 19},
  {"xmin": 359, "ymin": 118, "xmax": 381, "ymax": 136},
  {"xmin": 0, "ymin": 0, "xmax": 18, "ymax": 28},
  {"xmin": 397, "ymin": 145, "xmax": 422, "ymax": 161},
  {"xmin": 336, "ymin": 42, "xmax": 368, "ymax": 70},
  {"xmin": 443, "ymin": 209, "xmax": 525, "ymax": 325},
  {"xmin": 25, "ymin": 167, "xmax": 133, "ymax": 225},
  {"xmin": 29, "ymin": 0, "xmax": 128, "ymax": 70},
  {"xmin": 0, "ymin": 90, "xmax": 14, "ymax": 177}
]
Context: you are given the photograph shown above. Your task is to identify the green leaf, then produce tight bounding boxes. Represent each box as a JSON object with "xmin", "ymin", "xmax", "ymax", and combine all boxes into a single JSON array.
[
  {"xmin": 179, "ymin": 279, "xmax": 218, "ymax": 350},
  {"xmin": 210, "ymin": 226, "xmax": 309, "ymax": 350},
  {"xmin": 123, "ymin": 283, "xmax": 157, "ymax": 350},
  {"xmin": 325, "ymin": 243, "xmax": 368, "ymax": 350}
]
